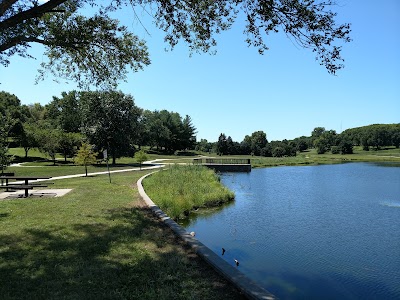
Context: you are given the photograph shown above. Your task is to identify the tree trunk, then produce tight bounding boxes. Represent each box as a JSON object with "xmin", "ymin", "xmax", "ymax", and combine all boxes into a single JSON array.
[{"xmin": 85, "ymin": 165, "xmax": 88, "ymax": 177}]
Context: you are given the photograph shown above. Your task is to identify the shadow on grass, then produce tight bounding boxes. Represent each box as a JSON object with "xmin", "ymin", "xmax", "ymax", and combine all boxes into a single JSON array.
[
  {"xmin": 0, "ymin": 207, "xmax": 244, "ymax": 300},
  {"xmin": 12, "ymin": 156, "xmax": 47, "ymax": 163},
  {"xmin": 93, "ymin": 163, "xmax": 141, "ymax": 168}
]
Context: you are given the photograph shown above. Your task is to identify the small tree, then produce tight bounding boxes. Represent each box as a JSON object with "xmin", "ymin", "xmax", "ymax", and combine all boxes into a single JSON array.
[
  {"xmin": 134, "ymin": 150, "xmax": 148, "ymax": 170},
  {"xmin": 74, "ymin": 143, "xmax": 98, "ymax": 177}
]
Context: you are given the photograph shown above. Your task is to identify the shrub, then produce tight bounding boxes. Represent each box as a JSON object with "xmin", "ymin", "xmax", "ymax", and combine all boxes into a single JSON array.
[
  {"xmin": 331, "ymin": 146, "xmax": 340, "ymax": 154},
  {"xmin": 143, "ymin": 165, "xmax": 234, "ymax": 219}
]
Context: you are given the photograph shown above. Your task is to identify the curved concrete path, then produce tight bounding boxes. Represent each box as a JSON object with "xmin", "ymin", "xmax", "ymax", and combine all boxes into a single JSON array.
[
  {"xmin": 137, "ymin": 172, "xmax": 276, "ymax": 300},
  {"xmin": 17, "ymin": 164, "xmax": 164, "ymax": 183},
  {"xmin": 0, "ymin": 164, "xmax": 164, "ymax": 199}
]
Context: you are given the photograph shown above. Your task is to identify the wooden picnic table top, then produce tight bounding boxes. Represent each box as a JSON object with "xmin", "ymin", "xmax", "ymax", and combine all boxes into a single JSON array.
[
  {"xmin": 0, "ymin": 176, "xmax": 51, "ymax": 180},
  {"xmin": 1, "ymin": 184, "xmax": 47, "ymax": 189}
]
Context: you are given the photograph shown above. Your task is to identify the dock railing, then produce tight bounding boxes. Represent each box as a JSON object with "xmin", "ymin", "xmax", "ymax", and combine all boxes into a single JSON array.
[{"xmin": 193, "ymin": 158, "xmax": 251, "ymax": 165}]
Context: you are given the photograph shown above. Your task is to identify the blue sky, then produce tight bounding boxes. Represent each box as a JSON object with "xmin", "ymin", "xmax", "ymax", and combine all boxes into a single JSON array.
[{"xmin": 1, "ymin": 0, "xmax": 399, "ymax": 142}]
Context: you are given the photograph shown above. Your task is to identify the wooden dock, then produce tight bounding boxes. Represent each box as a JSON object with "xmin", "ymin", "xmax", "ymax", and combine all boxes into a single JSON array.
[{"xmin": 193, "ymin": 158, "xmax": 251, "ymax": 172}]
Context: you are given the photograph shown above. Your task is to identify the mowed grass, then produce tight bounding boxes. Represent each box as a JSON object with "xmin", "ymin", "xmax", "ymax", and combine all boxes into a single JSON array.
[
  {"xmin": 0, "ymin": 171, "xmax": 244, "ymax": 300},
  {"xmin": 213, "ymin": 147, "xmax": 400, "ymax": 168},
  {"xmin": 143, "ymin": 165, "xmax": 235, "ymax": 219}
]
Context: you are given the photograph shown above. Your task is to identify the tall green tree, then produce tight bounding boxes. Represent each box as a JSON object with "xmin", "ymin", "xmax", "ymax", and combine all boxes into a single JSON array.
[
  {"xmin": 250, "ymin": 130, "xmax": 268, "ymax": 156},
  {"xmin": 46, "ymin": 91, "xmax": 81, "ymax": 132},
  {"xmin": 180, "ymin": 115, "xmax": 197, "ymax": 150},
  {"xmin": 18, "ymin": 123, "xmax": 39, "ymax": 158},
  {"xmin": 80, "ymin": 91, "xmax": 141, "ymax": 164},
  {"xmin": 0, "ymin": 113, "xmax": 13, "ymax": 173},
  {"xmin": 58, "ymin": 131, "xmax": 82, "ymax": 162},
  {"xmin": 0, "ymin": 91, "xmax": 29, "ymax": 137},
  {"xmin": 216, "ymin": 133, "xmax": 228, "ymax": 156},
  {"xmin": 1, "ymin": 1, "xmax": 351, "ymax": 88},
  {"xmin": 195, "ymin": 139, "xmax": 213, "ymax": 153},
  {"xmin": 35, "ymin": 128, "xmax": 60, "ymax": 165}
]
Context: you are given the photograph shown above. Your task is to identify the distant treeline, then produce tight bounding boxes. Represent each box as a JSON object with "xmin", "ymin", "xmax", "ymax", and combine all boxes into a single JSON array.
[
  {"xmin": 1, "ymin": 90, "xmax": 399, "ymax": 165},
  {"xmin": 341, "ymin": 124, "xmax": 400, "ymax": 150},
  {"xmin": 0, "ymin": 90, "xmax": 196, "ymax": 164},
  {"xmin": 196, "ymin": 124, "xmax": 400, "ymax": 157}
]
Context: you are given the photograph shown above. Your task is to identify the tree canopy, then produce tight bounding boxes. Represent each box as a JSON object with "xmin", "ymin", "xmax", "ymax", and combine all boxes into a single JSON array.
[{"xmin": 1, "ymin": 0, "xmax": 351, "ymax": 87}]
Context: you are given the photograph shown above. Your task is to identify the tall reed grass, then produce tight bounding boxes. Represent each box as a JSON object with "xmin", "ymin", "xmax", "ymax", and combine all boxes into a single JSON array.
[{"xmin": 143, "ymin": 165, "xmax": 234, "ymax": 219}]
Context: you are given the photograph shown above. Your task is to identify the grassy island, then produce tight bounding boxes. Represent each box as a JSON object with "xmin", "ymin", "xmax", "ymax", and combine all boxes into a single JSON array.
[{"xmin": 143, "ymin": 165, "xmax": 235, "ymax": 219}]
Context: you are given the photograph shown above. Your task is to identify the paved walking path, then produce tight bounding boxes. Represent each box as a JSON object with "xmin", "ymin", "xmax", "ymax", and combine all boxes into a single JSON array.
[
  {"xmin": 31, "ymin": 163, "xmax": 164, "ymax": 183},
  {"xmin": 0, "ymin": 163, "xmax": 165, "ymax": 199}
]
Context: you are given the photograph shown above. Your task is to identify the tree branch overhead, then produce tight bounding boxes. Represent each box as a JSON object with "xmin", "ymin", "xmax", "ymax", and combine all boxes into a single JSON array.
[{"xmin": 0, "ymin": 0, "xmax": 351, "ymax": 88}]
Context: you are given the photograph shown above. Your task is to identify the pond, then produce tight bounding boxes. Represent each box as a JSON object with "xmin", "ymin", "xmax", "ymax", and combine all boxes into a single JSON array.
[{"xmin": 180, "ymin": 163, "xmax": 400, "ymax": 299}]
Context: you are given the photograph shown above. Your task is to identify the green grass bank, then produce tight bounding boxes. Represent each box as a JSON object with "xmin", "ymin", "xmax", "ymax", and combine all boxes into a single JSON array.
[
  {"xmin": 143, "ymin": 165, "xmax": 235, "ymax": 219},
  {"xmin": 0, "ymin": 171, "xmax": 243, "ymax": 299}
]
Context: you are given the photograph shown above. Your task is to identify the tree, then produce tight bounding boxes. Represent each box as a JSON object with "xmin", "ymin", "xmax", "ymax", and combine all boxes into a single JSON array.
[
  {"xmin": 1, "ymin": 1, "xmax": 351, "ymax": 88},
  {"xmin": 0, "ymin": 107, "xmax": 15, "ymax": 172},
  {"xmin": 0, "ymin": 91, "xmax": 29, "ymax": 137},
  {"xmin": 250, "ymin": 131, "xmax": 268, "ymax": 156},
  {"xmin": 216, "ymin": 133, "xmax": 228, "ymax": 156},
  {"xmin": 144, "ymin": 110, "xmax": 196, "ymax": 153},
  {"xmin": 241, "ymin": 135, "xmax": 252, "ymax": 155},
  {"xmin": 74, "ymin": 142, "xmax": 97, "ymax": 177},
  {"xmin": 134, "ymin": 149, "xmax": 148, "ymax": 170},
  {"xmin": 314, "ymin": 137, "xmax": 329, "ymax": 154},
  {"xmin": 0, "ymin": 120, "xmax": 12, "ymax": 173},
  {"xmin": 180, "ymin": 115, "xmax": 197, "ymax": 150},
  {"xmin": 36, "ymin": 128, "xmax": 60, "ymax": 165},
  {"xmin": 272, "ymin": 146, "xmax": 285, "ymax": 157},
  {"xmin": 339, "ymin": 139, "xmax": 353, "ymax": 154},
  {"xmin": 18, "ymin": 123, "xmax": 38, "ymax": 158},
  {"xmin": 226, "ymin": 136, "xmax": 234, "ymax": 155},
  {"xmin": 46, "ymin": 91, "xmax": 81, "ymax": 132},
  {"xmin": 260, "ymin": 145, "xmax": 272, "ymax": 157},
  {"xmin": 296, "ymin": 139, "xmax": 308, "ymax": 152},
  {"xmin": 80, "ymin": 91, "xmax": 141, "ymax": 164},
  {"xmin": 58, "ymin": 131, "xmax": 82, "ymax": 162},
  {"xmin": 311, "ymin": 127, "xmax": 326, "ymax": 144},
  {"xmin": 195, "ymin": 139, "xmax": 213, "ymax": 153}
]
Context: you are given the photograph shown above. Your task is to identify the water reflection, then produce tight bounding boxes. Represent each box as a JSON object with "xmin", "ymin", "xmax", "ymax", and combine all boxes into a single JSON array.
[{"xmin": 178, "ymin": 200, "xmax": 235, "ymax": 227}]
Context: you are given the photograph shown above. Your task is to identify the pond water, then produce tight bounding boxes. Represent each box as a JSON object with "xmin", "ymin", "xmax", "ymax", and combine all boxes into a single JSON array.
[{"xmin": 180, "ymin": 163, "xmax": 400, "ymax": 299}]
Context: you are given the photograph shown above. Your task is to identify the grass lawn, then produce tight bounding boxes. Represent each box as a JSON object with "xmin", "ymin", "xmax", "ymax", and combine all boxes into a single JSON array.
[
  {"xmin": 213, "ymin": 147, "xmax": 400, "ymax": 168},
  {"xmin": 0, "ymin": 171, "xmax": 244, "ymax": 299}
]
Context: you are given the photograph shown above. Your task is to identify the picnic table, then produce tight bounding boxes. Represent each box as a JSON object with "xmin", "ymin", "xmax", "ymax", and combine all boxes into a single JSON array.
[{"xmin": 0, "ymin": 176, "xmax": 52, "ymax": 197}]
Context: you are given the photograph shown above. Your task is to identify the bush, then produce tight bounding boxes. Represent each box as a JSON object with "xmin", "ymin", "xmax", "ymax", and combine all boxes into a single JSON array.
[
  {"xmin": 331, "ymin": 146, "xmax": 340, "ymax": 154},
  {"xmin": 272, "ymin": 146, "xmax": 285, "ymax": 157},
  {"xmin": 340, "ymin": 141, "xmax": 353, "ymax": 154},
  {"xmin": 143, "ymin": 165, "xmax": 234, "ymax": 219}
]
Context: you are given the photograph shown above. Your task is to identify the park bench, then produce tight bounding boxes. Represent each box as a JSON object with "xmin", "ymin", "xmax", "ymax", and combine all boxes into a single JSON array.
[
  {"xmin": 0, "ymin": 172, "xmax": 15, "ymax": 176},
  {"xmin": 1, "ymin": 172, "xmax": 16, "ymax": 191}
]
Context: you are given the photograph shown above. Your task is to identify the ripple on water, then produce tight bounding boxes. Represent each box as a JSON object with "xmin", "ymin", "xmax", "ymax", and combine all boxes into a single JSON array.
[{"xmin": 380, "ymin": 201, "xmax": 400, "ymax": 208}]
